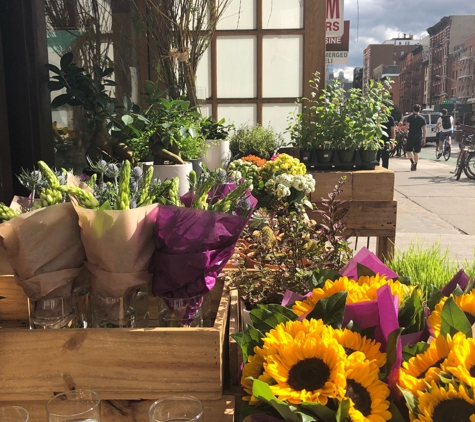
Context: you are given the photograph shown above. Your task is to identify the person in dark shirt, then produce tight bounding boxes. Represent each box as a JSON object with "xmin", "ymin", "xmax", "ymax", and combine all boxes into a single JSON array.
[
  {"xmin": 377, "ymin": 113, "xmax": 396, "ymax": 169},
  {"xmin": 404, "ymin": 104, "xmax": 427, "ymax": 171}
]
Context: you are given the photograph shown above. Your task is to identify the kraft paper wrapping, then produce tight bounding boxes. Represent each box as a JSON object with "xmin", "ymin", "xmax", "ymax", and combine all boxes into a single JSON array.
[
  {"xmin": 74, "ymin": 204, "xmax": 158, "ymax": 299},
  {"xmin": 0, "ymin": 202, "xmax": 86, "ymax": 300}
]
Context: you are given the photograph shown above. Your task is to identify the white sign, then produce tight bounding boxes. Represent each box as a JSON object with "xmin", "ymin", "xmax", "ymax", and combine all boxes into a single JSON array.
[
  {"xmin": 325, "ymin": 51, "xmax": 348, "ymax": 64},
  {"xmin": 326, "ymin": 0, "xmax": 344, "ymax": 37}
]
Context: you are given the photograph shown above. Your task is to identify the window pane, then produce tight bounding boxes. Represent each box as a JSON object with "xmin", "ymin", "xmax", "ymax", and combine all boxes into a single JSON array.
[
  {"xmin": 217, "ymin": 0, "xmax": 256, "ymax": 30},
  {"xmin": 199, "ymin": 104, "xmax": 212, "ymax": 118},
  {"xmin": 217, "ymin": 104, "xmax": 257, "ymax": 127},
  {"xmin": 262, "ymin": 0, "xmax": 303, "ymax": 29},
  {"xmin": 263, "ymin": 36, "xmax": 302, "ymax": 98},
  {"xmin": 196, "ymin": 47, "xmax": 211, "ymax": 98},
  {"xmin": 262, "ymin": 103, "xmax": 301, "ymax": 145},
  {"xmin": 217, "ymin": 37, "xmax": 256, "ymax": 98}
]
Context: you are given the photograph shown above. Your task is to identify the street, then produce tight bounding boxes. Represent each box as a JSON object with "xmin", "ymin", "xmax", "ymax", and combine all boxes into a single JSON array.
[{"xmin": 352, "ymin": 142, "xmax": 475, "ymax": 263}]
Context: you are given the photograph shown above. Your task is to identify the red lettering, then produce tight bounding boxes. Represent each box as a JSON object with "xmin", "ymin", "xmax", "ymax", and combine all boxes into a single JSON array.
[
  {"xmin": 326, "ymin": 0, "xmax": 340, "ymax": 19},
  {"xmin": 332, "ymin": 22, "xmax": 340, "ymax": 31}
]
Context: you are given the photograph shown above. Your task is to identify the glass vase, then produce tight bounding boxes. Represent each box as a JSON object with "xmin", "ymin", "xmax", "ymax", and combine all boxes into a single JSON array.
[
  {"xmin": 148, "ymin": 396, "xmax": 203, "ymax": 422},
  {"xmin": 157, "ymin": 293, "xmax": 211, "ymax": 327},
  {"xmin": 91, "ymin": 290, "xmax": 137, "ymax": 328},
  {"xmin": 0, "ymin": 406, "xmax": 29, "ymax": 422},
  {"xmin": 27, "ymin": 294, "xmax": 75, "ymax": 329},
  {"xmin": 46, "ymin": 389, "xmax": 101, "ymax": 422}
]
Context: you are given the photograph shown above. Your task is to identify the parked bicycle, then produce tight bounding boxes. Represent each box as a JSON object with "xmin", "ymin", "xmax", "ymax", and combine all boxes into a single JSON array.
[
  {"xmin": 453, "ymin": 132, "xmax": 475, "ymax": 181},
  {"xmin": 391, "ymin": 129, "xmax": 407, "ymax": 158},
  {"xmin": 435, "ymin": 136, "xmax": 451, "ymax": 161}
]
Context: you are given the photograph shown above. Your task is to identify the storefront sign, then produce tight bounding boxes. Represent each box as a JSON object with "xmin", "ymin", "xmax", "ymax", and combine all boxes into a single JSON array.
[
  {"xmin": 326, "ymin": 0, "xmax": 344, "ymax": 37},
  {"xmin": 326, "ymin": 21, "xmax": 349, "ymax": 52},
  {"xmin": 325, "ymin": 51, "xmax": 349, "ymax": 64}
]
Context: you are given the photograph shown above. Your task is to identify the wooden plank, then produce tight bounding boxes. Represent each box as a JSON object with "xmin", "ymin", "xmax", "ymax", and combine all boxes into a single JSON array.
[
  {"xmin": 228, "ymin": 289, "xmax": 243, "ymax": 390},
  {"xmin": 352, "ymin": 167, "xmax": 394, "ymax": 201},
  {"xmin": 0, "ymin": 278, "xmax": 230, "ymax": 401},
  {"xmin": 309, "ymin": 200, "xmax": 397, "ymax": 233},
  {"xmin": 308, "ymin": 171, "xmax": 354, "ymax": 201},
  {"xmin": 0, "ymin": 395, "xmax": 235, "ymax": 422},
  {"xmin": 0, "ymin": 276, "xmax": 28, "ymax": 321},
  {"xmin": 376, "ymin": 236, "xmax": 396, "ymax": 262}
]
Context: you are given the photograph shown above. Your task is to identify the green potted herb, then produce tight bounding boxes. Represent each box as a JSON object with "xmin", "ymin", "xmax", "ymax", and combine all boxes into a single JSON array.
[
  {"xmin": 201, "ymin": 117, "xmax": 233, "ymax": 170},
  {"xmin": 229, "ymin": 124, "xmax": 284, "ymax": 160}
]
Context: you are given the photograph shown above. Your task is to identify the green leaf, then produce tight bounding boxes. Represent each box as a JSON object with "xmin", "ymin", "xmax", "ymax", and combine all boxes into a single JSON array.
[
  {"xmin": 336, "ymin": 398, "xmax": 350, "ymax": 422},
  {"xmin": 250, "ymin": 304, "xmax": 298, "ymax": 332},
  {"xmin": 388, "ymin": 401, "xmax": 408, "ymax": 422},
  {"xmin": 307, "ymin": 269, "xmax": 340, "ymax": 290},
  {"xmin": 253, "ymin": 380, "xmax": 302, "ymax": 422},
  {"xmin": 356, "ymin": 263, "xmax": 376, "ymax": 278},
  {"xmin": 300, "ymin": 402, "xmax": 336, "ymax": 422},
  {"xmin": 45, "ymin": 63, "xmax": 61, "ymax": 74},
  {"xmin": 402, "ymin": 341, "xmax": 429, "ymax": 362},
  {"xmin": 383, "ymin": 328, "xmax": 403, "ymax": 379},
  {"xmin": 60, "ymin": 52, "xmax": 73, "ymax": 70},
  {"xmin": 440, "ymin": 296, "xmax": 472, "ymax": 338},
  {"xmin": 47, "ymin": 81, "xmax": 64, "ymax": 91},
  {"xmin": 398, "ymin": 386, "xmax": 418, "ymax": 414},
  {"xmin": 51, "ymin": 93, "xmax": 70, "ymax": 109},
  {"xmin": 428, "ymin": 286, "xmax": 443, "ymax": 312},
  {"xmin": 452, "ymin": 284, "xmax": 464, "ymax": 296},
  {"xmin": 99, "ymin": 201, "xmax": 112, "ymax": 210},
  {"xmin": 92, "ymin": 65, "xmax": 103, "ymax": 78},
  {"xmin": 102, "ymin": 67, "xmax": 114, "ymax": 77},
  {"xmin": 307, "ymin": 291, "xmax": 347, "ymax": 328},
  {"xmin": 231, "ymin": 325, "xmax": 264, "ymax": 363},
  {"xmin": 122, "ymin": 115, "xmax": 134, "ymax": 125}
]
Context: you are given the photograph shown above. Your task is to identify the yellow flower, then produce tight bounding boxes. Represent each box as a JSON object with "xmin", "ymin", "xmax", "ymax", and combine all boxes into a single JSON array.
[
  {"xmin": 342, "ymin": 354, "xmax": 392, "ymax": 422},
  {"xmin": 412, "ymin": 381, "xmax": 475, "ymax": 422},
  {"xmin": 428, "ymin": 290, "xmax": 475, "ymax": 337},
  {"xmin": 332, "ymin": 329, "xmax": 387, "ymax": 369},
  {"xmin": 443, "ymin": 332, "xmax": 475, "ymax": 389},
  {"xmin": 398, "ymin": 335, "xmax": 452, "ymax": 396},
  {"xmin": 261, "ymin": 319, "xmax": 346, "ymax": 405},
  {"xmin": 241, "ymin": 347, "xmax": 273, "ymax": 405}
]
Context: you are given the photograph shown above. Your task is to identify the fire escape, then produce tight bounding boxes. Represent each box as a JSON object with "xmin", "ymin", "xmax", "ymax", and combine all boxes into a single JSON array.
[{"xmin": 458, "ymin": 55, "xmax": 474, "ymax": 103}]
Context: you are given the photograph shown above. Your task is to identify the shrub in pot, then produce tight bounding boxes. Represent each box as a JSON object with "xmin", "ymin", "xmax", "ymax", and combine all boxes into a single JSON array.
[
  {"xmin": 229, "ymin": 124, "xmax": 284, "ymax": 159},
  {"xmin": 201, "ymin": 117, "xmax": 233, "ymax": 170}
]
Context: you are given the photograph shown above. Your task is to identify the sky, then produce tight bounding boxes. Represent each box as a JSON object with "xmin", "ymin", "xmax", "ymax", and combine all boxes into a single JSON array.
[{"xmin": 333, "ymin": 0, "xmax": 475, "ymax": 81}]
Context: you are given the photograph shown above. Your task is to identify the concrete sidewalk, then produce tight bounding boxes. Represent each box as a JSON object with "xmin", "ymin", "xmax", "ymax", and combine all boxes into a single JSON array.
[{"xmin": 350, "ymin": 149, "xmax": 475, "ymax": 263}]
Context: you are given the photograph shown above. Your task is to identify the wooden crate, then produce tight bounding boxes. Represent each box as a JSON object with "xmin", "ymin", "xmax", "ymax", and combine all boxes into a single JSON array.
[
  {"xmin": 0, "ymin": 395, "xmax": 235, "ymax": 422},
  {"xmin": 228, "ymin": 288, "xmax": 243, "ymax": 392},
  {"xmin": 309, "ymin": 166, "xmax": 395, "ymax": 202},
  {"xmin": 0, "ymin": 275, "xmax": 230, "ymax": 402}
]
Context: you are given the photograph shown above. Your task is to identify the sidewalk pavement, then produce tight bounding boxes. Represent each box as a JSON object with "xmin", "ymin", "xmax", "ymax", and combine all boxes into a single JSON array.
[{"xmin": 350, "ymin": 148, "xmax": 475, "ymax": 263}]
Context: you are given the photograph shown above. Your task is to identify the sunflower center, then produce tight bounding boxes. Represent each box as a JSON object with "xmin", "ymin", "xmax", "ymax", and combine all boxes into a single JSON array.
[
  {"xmin": 464, "ymin": 312, "xmax": 475, "ymax": 326},
  {"xmin": 470, "ymin": 366, "xmax": 475, "ymax": 378},
  {"xmin": 287, "ymin": 358, "xmax": 330, "ymax": 392},
  {"xmin": 417, "ymin": 358, "xmax": 444, "ymax": 379},
  {"xmin": 433, "ymin": 398, "xmax": 475, "ymax": 422},
  {"xmin": 346, "ymin": 379, "xmax": 372, "ymax": 416},
  {"xmin": 344, "ymin": 347, "xmax": 356, "ymax": 356}
]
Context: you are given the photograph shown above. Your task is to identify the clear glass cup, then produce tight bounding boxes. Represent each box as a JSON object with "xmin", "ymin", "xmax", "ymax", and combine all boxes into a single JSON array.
[
  {"xmin": 148, "ymin": 396, "xmax": 203, "ymax": 422},
  {"xmin": 28, "ymin": 294, "xmax": 75, "ymax": 329},
  {"xmin": 157, "ymin": 293, "xmax": 211, "ymax": 327},
  {"xmin": 0, "ymin": 406, "xmax": 29, "ymax": 422},
  {"xmin": 46, "ymin": 389, "xmax": 101, "ymax": 422},
  {"xmin": 91, "ymin": 290, "xmax": 137, "ymax": 328}
]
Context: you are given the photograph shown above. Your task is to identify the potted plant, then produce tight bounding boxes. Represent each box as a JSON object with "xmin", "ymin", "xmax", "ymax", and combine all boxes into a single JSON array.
[
  {"xmin": 46, "ymin": 52, "xmax": 134, "ymax": 164},
  {"xmin": 229, "ymin": 124, "xmax": 284, "ymax": 160},
  {"xmin": 347, "ymin": 78, "xmax": 394, "ymax": 163},
  {"xmin": 200, "ymin": 117, "xmax": 233, "ymax": 170}
]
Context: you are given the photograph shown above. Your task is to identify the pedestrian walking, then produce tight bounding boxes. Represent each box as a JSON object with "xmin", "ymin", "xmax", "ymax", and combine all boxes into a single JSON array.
[{"xmin": 404, "ymin": 104, "xmax": 426, "ymax": 171}]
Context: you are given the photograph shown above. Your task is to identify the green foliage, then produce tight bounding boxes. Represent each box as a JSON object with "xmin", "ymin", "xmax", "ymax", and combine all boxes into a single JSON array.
[
  {"xmin": 200, "ymin": 117, "xmax": 233, "ymax": 140},
  {"xmin": 229, "ymin": 124, "xmax": 285, "ymax": 159},
  {"xmin": 385, "ymin": 240, "xmax": 475, "ymax": 301},
  {"xmin": 307, "ymin": 291, "xmax": 348, "ymax": 329},
  {"xmin": 440, "ymin": 297, "xmax": 472, "ymax": 338}
]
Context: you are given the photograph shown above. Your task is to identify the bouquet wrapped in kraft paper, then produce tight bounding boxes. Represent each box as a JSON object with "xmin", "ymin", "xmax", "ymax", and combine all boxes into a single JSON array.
[
  {"xmin": 152, "ymin": 171, "xmax": 256, "ymax": 326},
  {"xmin": 0, "ymin": 162, "xmax": 87, "ymax": 328},
  {"xmin": 69, "ymin": 160, "xmax": 162, "ymax": 327}
]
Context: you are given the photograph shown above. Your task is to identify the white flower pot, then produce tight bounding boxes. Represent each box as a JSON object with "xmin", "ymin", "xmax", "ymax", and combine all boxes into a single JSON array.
[
  {"xmin": 143, "ymin": 163, "xmax": 192, "ymax": 197},
  {"xmin": 202, "ymin": 139, "xmax": 231, "ymax": 171}
]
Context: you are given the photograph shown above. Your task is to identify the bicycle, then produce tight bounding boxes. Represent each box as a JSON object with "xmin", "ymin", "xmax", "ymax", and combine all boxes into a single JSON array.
[
  {"xmin": 435, "ymin": 135, "xmax": 451, "ymax": 161},
  {"xmin": 391, "ymin": 129, "xmax": 407, "ymax": 158},
  {"xmin": 453, "ymin": 132, "xmax": 475, "ymax": 181}
]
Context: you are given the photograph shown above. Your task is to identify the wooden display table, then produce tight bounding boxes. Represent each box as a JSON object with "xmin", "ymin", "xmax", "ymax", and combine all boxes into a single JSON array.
[{"xmin": 307, "ymin": 166, "xmax": 397, "ymax": 261}]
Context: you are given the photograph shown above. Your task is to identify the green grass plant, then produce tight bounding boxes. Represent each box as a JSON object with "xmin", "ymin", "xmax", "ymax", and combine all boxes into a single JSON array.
[{"xmin": 385, "ymin": 240, "xmax": 475, "ymax": 299}]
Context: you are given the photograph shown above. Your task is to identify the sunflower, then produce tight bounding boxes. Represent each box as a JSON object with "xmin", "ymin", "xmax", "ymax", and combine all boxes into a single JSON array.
[
  {"xmin": 261, "ymin": 319, "xmax": 346, "ymax": 405},
  {"xmin": 413, "ymin": 381, "xmax": 475, "ymax": 422},
  {"xmin": 361, "ymin": 276, "xmax": 414, "ymax": 302},
  {"xmin": 343, "ymin": 354, "xmax": 392, "ymax": 422},
  {"xmin": 332, "ymin": 328, "xmax": 387, "ymax": 369},
  {"xmin": 398, "ymin": 335, "xmax": 452, "ymax": 396},
  {"xmin": 292, "ymin": 277, "xmax": 370, "ymax": 316},
  {"xmin": 443, "ymin": 332, "xmax": 475, "ymax": 389},
  {"xmin": 241, "ymin": 347, "xmax": 273, "ymax": 405},
  {"xmin": 428, "ymin": 290, "xmax": 475, "ymax": 337}
]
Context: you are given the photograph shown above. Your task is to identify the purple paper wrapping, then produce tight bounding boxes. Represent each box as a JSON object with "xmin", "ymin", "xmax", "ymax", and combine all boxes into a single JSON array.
[
  {"xmin": 340, "ymin": 247, "xmax": 398, "ymax": 280},
  {"xmin": 153, "ymin": 205, "xmax": 249, "ymax": 298},
  {"xmin": 281, "ymin": 289, "xmax": 311, "ymax": 307},
  {"xmin": 441, "ymin": 268, "xmax": 470, "ymax": 296}
]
